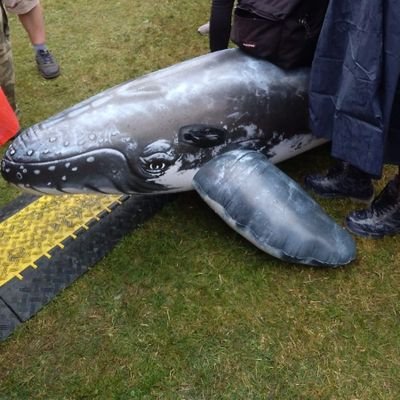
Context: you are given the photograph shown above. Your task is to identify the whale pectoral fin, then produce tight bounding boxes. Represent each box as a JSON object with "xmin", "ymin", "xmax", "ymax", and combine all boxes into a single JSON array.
[
  {"xmin": 179, "ymin": 124, "xmax": 226, "ymax": 147},
  {"xmin": 192, "ymin": 150, "xmax": 356, "ymax": 267}
]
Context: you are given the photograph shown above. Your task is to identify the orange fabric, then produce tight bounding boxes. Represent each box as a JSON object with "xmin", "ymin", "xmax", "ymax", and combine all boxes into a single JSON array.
[{"xmin": 0, "ymin": 87, "xmax": 19, "ymax": 145}]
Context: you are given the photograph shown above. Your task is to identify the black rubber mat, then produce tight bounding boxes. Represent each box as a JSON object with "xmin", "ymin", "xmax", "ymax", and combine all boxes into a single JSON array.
[
  {"xmin": 0, "ymin": 194, "xmax": 173, "ymax": 341},
  {"xmin": 0, "ymin": 194, "xmax": 38, "ymax": 223},
  {"xmin": 0, "ymin": 299, "xmax": 20, "ymax": 339}
]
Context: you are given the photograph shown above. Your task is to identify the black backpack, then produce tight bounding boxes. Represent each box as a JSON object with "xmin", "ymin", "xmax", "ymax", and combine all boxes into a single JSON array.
[{"xmin": 231, "ymin": 0, "xmax": 329, "ymax": 69}]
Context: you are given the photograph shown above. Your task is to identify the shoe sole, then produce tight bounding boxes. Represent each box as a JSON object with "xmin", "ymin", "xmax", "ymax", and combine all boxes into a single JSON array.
[
  {"xmin": 305, "ymin": 186, "xmax": 374, "ymax": 205},
  {"xmin": 344, "ymin": 218, "xmax": 393, "ymax": 239},
  {"xmin": 345, "ymin": 222, "xmax": 383, "ymax": 238},
  {"xmin": 36, "ymin": 63, "xmax": 61, "ymax": 79},
  {"xmin": 38, "ymin": 69, "xmax": 61, "ymax": 79}
]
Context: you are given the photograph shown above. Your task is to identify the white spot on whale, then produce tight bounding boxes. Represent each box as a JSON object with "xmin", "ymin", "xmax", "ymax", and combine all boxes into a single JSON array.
[
  {"xmin": 34, "ymin": 170, "xmax": 41, "ymax": 175},
  {"xmin": 86, "ymin": 156, "xmax": 95, "ymax": 163}
]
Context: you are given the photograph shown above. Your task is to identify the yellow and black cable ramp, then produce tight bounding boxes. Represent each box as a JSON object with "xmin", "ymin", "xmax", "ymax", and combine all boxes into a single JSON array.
[{"xmin": 0, "ymin": 193, "xmax": 171, "ymax": 341}]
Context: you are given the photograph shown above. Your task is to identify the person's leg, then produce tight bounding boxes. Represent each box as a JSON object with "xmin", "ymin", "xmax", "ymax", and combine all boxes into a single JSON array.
[
  {"xmin": 19, "ymin": 3, "xmax": 60, "ymax": 79},
  {"xmin": 0, "ymin": 2, "xmax": 16, "ymax": 110},
  {"xmin": 17, "ymin": 2, "xmax": 45, "ymax": 45},
  {"xmin": 304, "ymin": 160, "xmax": 374, "ymax": 203},
  {"xmin": 345, "ymin": 172, "xmax": 400, "ymax": 238},
  {"xmin": 347, "ymin": 76, "xmax": 400, "ymax": 238},
  {"xmin": 4, "ymin": 0, "xmax": 60, "ymax": 79},
  {"xmin": 209, "ymin": 0, "xmax": 235, "ymax": 52}
]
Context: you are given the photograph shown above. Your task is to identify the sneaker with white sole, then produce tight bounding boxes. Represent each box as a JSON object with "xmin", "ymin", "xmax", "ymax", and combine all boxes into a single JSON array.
[{"xmin": 35, "ymin": 49, "xmax": 60, "ymax": 79}]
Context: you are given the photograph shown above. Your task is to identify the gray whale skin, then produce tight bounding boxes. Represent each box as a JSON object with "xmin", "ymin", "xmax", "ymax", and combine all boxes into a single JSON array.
[
  {"xmin": 1, "ymin": 49, "xmax": 356, "ymax": 267},
  {"xmin": 193, "ymin": 150, "xmax": 356, "ymax": 267}
]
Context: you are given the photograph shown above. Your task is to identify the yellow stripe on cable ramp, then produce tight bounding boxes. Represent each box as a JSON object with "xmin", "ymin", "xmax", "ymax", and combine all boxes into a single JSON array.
[{"xmin": 0, "ymin": 194, "xmax": 121, "ymax": 287}]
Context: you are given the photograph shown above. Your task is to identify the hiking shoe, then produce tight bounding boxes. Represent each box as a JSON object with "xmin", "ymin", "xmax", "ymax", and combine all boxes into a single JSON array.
[
  {"xmin": 304, "ymin": 162, "xmax": 374, "ymax": 203},
  {"xmin": 197, "ymin": 21, "xmax": 210, "ymax": 36},
  {"xmin": 35, "ymin": 49, "xmax": 60, "ymax": 79},
  {"xmin": 346, "ymin": 177, "xmax": 400, "ymax": 238}
]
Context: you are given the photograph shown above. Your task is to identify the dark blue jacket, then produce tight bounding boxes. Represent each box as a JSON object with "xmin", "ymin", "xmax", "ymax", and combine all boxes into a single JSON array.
[{"xmin": 309, "ymin": 0, "xmax": 400, "ymax": 177}]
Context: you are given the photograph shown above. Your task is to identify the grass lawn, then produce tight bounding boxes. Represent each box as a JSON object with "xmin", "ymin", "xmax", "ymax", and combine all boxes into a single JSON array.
[{"xmin": 1, "ymin": 1, "xmax": 400, "ymax": 399}]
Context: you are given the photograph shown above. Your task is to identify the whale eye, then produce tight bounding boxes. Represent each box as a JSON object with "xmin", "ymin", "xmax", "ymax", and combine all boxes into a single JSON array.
[
  {"xmin": 148, "ymin": 161, "xmax": 166, "ymax": 172},
  {"xmin": 140, "ymin": 139, "xmax": 177, "ymax": 177},
  {"xmin": 140, "ymin": 152, "xmax": 175, "ymax": 176},
  {"xmin": 141, "ymin": 155, "xmax": 172, "ymax": 176}
]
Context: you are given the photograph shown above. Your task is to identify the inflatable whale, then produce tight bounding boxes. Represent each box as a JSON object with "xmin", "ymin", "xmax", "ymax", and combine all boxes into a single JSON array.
[{"xmin": 1, "ymin": 49, "xmax": 356, "ymax": 266}]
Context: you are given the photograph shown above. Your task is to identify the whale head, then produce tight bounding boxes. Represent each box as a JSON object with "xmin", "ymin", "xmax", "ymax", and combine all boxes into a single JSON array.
[
  {"xmin": 1, "ymin": 111, "xmax": 199, "ymax": 195},
  {"xmin": 1, "ymin": 49, "xmax": 313, "ymax": 195}
]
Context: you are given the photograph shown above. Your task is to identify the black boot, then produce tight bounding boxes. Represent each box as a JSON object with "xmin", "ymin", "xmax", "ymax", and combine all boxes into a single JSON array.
[
  {"xmin": 304, "ymin": 162, "xmax": 374, "ymax": 203},
  {"xmin": 345, "ymin": 177, "xmax": 400, "ymax": 238}
]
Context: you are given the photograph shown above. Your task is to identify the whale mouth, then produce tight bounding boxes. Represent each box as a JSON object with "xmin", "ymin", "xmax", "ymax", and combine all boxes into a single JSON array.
[{"xmin": 1, "ymin": 148, "xmax": 163, "ymax": 195}]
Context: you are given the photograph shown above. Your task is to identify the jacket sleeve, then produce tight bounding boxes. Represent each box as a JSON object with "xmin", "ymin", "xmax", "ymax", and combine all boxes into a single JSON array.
[{"xmin": 209, "ymin": 0, "xmax": 235, "ymax": 52}]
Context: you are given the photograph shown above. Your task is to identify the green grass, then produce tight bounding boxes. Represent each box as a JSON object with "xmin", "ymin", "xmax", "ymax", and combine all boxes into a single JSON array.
[{"xmin": 1, "ymin": 1, "xmax": 400, "ymax": 399}]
